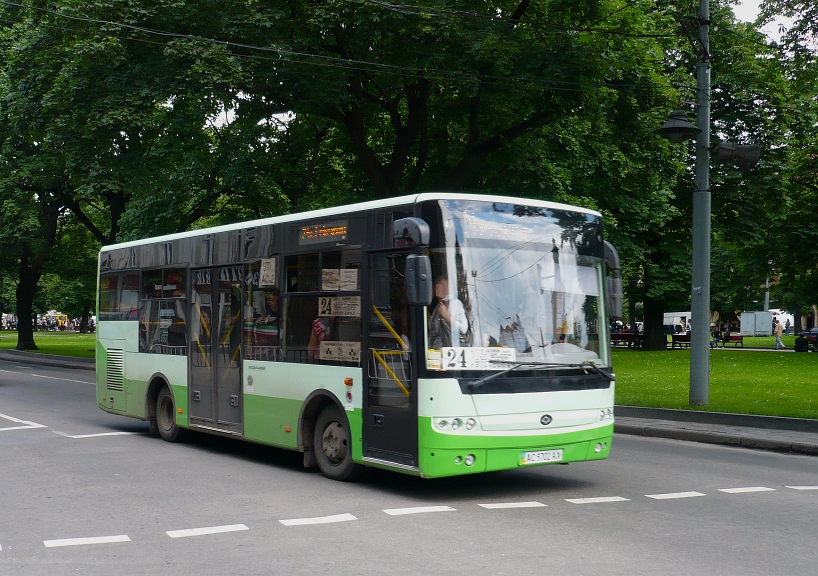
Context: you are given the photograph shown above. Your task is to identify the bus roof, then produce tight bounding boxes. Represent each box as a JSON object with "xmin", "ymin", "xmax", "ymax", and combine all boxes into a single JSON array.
[{"xmin": 100, "ymin": 192, "xmax": 602, "ymax": 251}]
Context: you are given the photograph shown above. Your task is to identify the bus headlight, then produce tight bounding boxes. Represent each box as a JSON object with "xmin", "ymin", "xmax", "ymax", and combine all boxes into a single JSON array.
[{"xmin": 435, "ymin": 417, "xmax": 479, "ymax": 431}]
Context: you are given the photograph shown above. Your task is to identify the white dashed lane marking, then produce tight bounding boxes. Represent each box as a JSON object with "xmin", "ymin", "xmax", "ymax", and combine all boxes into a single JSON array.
[
  {"xmin": 645, "ymin": 491, "xmax": 706, "ymax": 500},
  {"xmin": 0, "ymin": 412, "xmax": 47, "ymax": 432},
  {"xmin": 786, "ymin": 486, "xmax": 818, "ymax": 490},
  {"xmin": 478, "ymin": 501, "xmax": 547, "ymax": 509},
  {"xmin": 565, "ymin": 497, "xmax": 629, "ymax": 504},
  {"xmin": 279, "ymin": 513, "xmax": 357, "ymax": 526},
  {"xmin": 44, "ymin": 535, "xmax": 130, "ymax": 548},
  {"xmin": 383, "ymin": 506, "xmax": 456, "ymax": 516},
  {"xmin": 718, "ymin": 487, "xmax": 776, "ymax": 494},
  {"xmin": 167, "ymin": 524, "xmax": 249, "ymax": 538}
]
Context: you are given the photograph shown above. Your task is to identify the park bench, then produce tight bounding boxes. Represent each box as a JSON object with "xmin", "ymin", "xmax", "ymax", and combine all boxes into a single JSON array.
[
  {"xmin": 611, "ymin": 332, "xmax": 640, "ymax": 347},
  {"xmin": 671, "ymin": 333, "xmax": 691, "ymax": 348},
  {"xmin": 721, "ymin": 334, "xmax": 744, "ymax": 347}
]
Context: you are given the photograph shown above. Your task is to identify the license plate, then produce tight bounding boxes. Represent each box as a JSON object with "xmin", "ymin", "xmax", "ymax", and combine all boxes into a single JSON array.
[{"xmin": 521, "ymin": 449, "xmax": 563, "ymax": 465}]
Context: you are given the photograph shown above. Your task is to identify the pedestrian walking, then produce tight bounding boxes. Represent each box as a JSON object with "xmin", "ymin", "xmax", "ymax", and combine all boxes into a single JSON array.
[{"xmin": 774, "ymin": 320, "xmax": 785, "ymax": 349}]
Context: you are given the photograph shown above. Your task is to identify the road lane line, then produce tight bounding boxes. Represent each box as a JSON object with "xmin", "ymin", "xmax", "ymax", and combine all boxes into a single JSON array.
[
  {"xmin": 718, "ymin": 487, "xmax": 776, "ymax": 494},
  {"xmin": 44, "ymin": 535, "xmax": 130, "ymax": 548},
  {"xmin": 280, "ymin": 513, "xmax": 357, "ymax": 526},
  {"xmin": 30, "ymin": 374, "xmax": 95, "ymax": 385},
  {"xmin": 383, "ymin": 506, "xmax": 456, "ymax": 516},
  {"xmin": 785, "ymin": 486, "xmax": 818, "ymax": 490},
  {"xmin": 52, "ymin": 431, "xmax": 135, "ymax": 439},
  {"xmin": 646, "ymin": 491, "xmax": 706, "ymax": 500},
  {"xmin": 167, "ymin": 524, "xmax": 249, "ymax": 538},
  {"xmin": 0, "ymin": 412, "xmax": 47, "ymax": 432},
  {"xmin": 566, "ymin": 497, "xmax": 629, "ymax": 504},
  {"xmin": 478, "ymin": 501, "xmax": 546, "ymax": 509}
]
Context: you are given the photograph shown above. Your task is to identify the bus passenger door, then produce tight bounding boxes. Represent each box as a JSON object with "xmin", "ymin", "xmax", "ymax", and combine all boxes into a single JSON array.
[
  {"xmin": 189, "ymin": 266, "xmax": 243, "ymax": 434},
  {"xmin": 363, "ymin": 252, "xmax": 418, "ymax": 469}
]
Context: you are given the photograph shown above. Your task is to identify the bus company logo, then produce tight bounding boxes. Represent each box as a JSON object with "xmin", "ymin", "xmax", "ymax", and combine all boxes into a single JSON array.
[{"xmin": 540, "ymin": 415, "xmax": 553, "ymax": 426}]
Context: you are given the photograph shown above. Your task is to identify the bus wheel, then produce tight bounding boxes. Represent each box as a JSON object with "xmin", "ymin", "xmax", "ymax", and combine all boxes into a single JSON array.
[
  {"xmin": 156, "ymin": 386, "xmax": 182, "ymax": 443},
  {"xmin": 313, "ymin": 405, "xmax": 363, "ymax": 481}
]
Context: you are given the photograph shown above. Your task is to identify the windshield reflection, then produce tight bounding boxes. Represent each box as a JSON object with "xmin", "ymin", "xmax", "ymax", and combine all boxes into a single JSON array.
[{"xmin": 425, "ymin": 200, "xmax": 607, "ymax": 371}]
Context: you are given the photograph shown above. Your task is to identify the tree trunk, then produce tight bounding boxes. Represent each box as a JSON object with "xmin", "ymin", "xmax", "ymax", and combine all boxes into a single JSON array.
[
  {"xmin": 642, "ymin": 296, "xmax": 667, "ymax": 351},
  {"xmin": 15, "ymin": 263, "xmax": 40, "ymax": 351},
  {"xmin": 79, "ymin": 299, "xmax": 92, "ymax": 334}
]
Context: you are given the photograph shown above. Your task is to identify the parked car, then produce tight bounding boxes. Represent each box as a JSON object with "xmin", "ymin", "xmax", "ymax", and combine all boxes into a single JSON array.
[
  {"xmin": 801, "ymin": 327, "xmax": 818, "ymax": 350},
  {"xmin": 663, "ymin": 324, "xmax": 685, "ymax": 335}
]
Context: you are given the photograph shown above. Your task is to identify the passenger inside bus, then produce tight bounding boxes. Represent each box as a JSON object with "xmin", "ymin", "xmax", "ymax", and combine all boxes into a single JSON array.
[{"xmin": 428, "ymin": 277, "xmax": 469, "ymax": 349}]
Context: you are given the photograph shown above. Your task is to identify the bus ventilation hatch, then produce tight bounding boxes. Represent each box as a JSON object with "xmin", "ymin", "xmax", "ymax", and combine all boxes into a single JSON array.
[{"xmin": 106, "ymin": 349, "xmax": 125, "ymax": 391}]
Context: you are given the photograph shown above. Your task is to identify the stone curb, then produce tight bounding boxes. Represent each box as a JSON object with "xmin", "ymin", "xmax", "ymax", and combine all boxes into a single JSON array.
[
  {"xmin": 614, "ymin": 421, "xmax": 818, "ymax": 456},
  {"xmin": 615, "ymin": 405, "xmax": 818, "ymax": 432}
]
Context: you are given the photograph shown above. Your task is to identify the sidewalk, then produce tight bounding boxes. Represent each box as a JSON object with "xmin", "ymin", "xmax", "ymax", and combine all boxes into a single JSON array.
[
  {"xmin": 615, "ymin": 406, "xmax": 818, "ymax": 456},
  {"xmin": 0, "ymin": 349, "xmax": 94, "ymax": 371}
]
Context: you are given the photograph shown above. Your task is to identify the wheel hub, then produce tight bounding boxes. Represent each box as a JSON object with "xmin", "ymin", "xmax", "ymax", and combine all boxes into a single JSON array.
[{"xmin": 322, "ymin": 421, "xmax": 347, "ymax": 463}]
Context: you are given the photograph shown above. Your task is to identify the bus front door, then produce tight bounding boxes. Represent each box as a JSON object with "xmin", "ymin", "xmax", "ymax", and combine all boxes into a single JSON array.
[
  {"xmin": 188, "ymin": 266, "xmax": 243, "ymax": 434},
  {"xmin": 363, "ymin": 252, "xmax": 418, "ymax": 470}
]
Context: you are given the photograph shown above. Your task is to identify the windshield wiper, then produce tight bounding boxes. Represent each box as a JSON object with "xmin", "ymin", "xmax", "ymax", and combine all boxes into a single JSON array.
[{"xmin": 467, "ymin": 360, "xmax": 615, "ymax": 391}]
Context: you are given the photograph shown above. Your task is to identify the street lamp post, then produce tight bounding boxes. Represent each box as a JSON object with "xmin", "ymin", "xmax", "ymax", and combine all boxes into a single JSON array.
[
  {"xmin": 658, "ymin": 0, "xmax": 758, "ymax": 406},
  {"xmin": 690, "ymin": 0, "xmax": 711, "ymax": 406},
  {"xmin": 658, "ymin": 0, "xmax": 710, "ymax": 405}
]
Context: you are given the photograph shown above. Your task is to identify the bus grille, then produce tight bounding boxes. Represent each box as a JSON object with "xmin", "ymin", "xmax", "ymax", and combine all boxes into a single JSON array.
[{"xmin": 106, "ymin": 349, "xmax": 125, "ymax": 391}]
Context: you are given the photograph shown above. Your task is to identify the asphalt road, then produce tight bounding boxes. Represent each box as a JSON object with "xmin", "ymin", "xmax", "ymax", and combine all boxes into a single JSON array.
[{"xmin": 2, "ymin": 359, "xmax": 818, "ymax": 576}]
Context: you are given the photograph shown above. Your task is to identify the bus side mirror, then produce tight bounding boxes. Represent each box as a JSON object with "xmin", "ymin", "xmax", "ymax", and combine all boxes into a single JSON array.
[
  {"xmin": 405, "ymin": 255, "xmax": 433, "ymax": 305},
  {"xmin": 393, "ymin": 217, "xmax": 430, "ymax": 247},
  {"xmin": 603, "ymin": 241, "xmax": 623, "ymax": 320}
]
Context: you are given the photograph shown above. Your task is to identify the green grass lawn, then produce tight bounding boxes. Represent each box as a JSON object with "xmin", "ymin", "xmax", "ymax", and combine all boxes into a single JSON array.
[
  {"xmin": 1, "ymin": 331, "xmax": 816, "ymax": 419},
  {"xmin": 613, "ymin": 347, "xmax": 818, "ymax": 419},
  {"xmin": 0, "ymin": 331, "xmax": 95, "ymax": 358}
]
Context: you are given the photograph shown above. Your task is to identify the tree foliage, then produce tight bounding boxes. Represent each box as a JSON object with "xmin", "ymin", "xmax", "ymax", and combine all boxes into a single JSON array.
[{"xmin": 1, "ymin": 0, "xmax": 816, "ymax": 348}]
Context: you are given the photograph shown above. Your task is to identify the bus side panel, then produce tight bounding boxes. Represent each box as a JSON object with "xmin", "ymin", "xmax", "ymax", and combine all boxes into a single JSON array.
[
  {"xmin": 96, "ymin": 322, "xmax": 139, "ymax": 414},
  {"xmin": 242, "ymin": 361, "xmax": 363, "ymax": 455},
  {"xmin": 125, "ymin": 352, "xmax": 189, "ymax": 426},
  {"xmin": 416, "ymin": 378, "xmax": 614, "ymax": 478}
]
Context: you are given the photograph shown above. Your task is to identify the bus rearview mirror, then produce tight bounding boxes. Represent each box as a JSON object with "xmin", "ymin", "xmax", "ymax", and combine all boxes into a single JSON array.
[
  {"xmin": 405, "ymin": 255, "xmax": 433, "ymax": 305},
  {"xmin": 603, "ymin": 241, "xmax": 623, "ymax": 320}
]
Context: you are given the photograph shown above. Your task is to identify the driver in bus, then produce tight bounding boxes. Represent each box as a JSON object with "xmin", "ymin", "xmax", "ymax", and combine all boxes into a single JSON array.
[{"xmin": 429, "ymin": 277, "xmax": 469, "ymax": 349}]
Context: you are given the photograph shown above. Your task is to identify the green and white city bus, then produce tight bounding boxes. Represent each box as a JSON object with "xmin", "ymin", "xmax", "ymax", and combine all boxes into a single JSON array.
[{"xmin": 96, "ymin": 193, "xmax": 622, "ymax": 480}]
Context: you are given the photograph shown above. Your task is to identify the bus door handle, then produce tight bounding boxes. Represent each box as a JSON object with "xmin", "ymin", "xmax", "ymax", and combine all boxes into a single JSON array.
[{"xmin": 373, "ymin": 414, "xmax": 385, "ymax": 427}]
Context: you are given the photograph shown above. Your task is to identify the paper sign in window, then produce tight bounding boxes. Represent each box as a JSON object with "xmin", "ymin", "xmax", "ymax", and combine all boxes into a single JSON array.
[
  {"xmin": 320, "ymin": 341, "xmax": 361, "ymax": 362},
  {"xmin": 322, "ymin": 269, "xmax": 340, "ymax": 291},
  {"xmin": 339, "ymin": 269, "xmax": 358, "ymax": 291},
  {"xmin": 260, "ymin": 259, "xmax": 277, "ymax": 287}
]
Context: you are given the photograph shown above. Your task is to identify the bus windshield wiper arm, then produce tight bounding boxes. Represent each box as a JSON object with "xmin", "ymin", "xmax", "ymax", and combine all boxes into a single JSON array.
[{"xmin": 468, "ymin": 360, "xmax": 614, "ymax": 391}]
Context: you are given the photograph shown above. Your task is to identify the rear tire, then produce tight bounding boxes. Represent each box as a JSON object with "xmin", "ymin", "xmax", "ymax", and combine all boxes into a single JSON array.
[
  {"xmin": 313, "ymin": 405, "xmax": 363, "ymax": 481},
  {"xmin": 156, "ymin": 386, "xmax": 183, "ymax": 443}
]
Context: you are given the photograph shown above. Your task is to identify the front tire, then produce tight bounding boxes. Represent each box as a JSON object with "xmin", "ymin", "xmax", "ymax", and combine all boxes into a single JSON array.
[
  {"xmin": 156, "ymin": 386, "xmax": 183, "ymax": 443},
  {"xmin": 313, "ymin": 405, "xmax": 363, "ymax": 481}
]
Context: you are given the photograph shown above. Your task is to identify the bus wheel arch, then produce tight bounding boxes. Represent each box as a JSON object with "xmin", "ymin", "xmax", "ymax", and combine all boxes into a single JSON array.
[
  {"xmin": 299, "ymin": 392, "xmax": 363, "ymax": 480},
  {"xmin": 298, "ymin": 392, "xmax": 339, "ymax": 467}
]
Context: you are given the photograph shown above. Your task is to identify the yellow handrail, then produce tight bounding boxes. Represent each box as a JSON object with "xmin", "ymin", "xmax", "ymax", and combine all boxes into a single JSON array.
[
  {"xmin": 372, "ymin": 349, "xmax": 410, "ymax": 397},
  {"xmin": 371, "ymin": 306, "xmax": 408, "ymax": 351}
]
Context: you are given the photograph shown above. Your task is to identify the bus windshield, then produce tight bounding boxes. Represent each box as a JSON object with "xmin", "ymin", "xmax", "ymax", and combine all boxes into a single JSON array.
[{"xmin": 424, "ymin": 199, "xmax": 608, "ymax": 372}]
